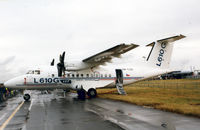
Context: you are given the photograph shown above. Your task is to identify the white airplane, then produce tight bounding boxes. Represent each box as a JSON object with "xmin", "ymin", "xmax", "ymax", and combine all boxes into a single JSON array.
[{"xmin": 4, "ymin": 34, "xmax": 185, "ymax": 101}]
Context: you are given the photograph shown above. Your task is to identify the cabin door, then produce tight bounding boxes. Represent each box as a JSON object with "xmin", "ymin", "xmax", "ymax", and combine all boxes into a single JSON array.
[{"xmin": 115, "ymin": 69, "xmax": 126, "ymax": 95}]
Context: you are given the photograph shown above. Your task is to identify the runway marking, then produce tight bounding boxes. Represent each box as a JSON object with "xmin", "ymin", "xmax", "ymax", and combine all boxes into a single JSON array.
[
  {"xmin": 28, "ymin": 99, "xmax": 34, "ymax": 111},
  {"xmin": 0, "ymin": 101, "xmax": 24, "ymax": 130}
]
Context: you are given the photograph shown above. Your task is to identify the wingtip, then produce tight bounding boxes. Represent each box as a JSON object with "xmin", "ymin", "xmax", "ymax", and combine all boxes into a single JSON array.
[{"xmin": 180, "ymin": 34, "xmax": 186, "ymax": 38}]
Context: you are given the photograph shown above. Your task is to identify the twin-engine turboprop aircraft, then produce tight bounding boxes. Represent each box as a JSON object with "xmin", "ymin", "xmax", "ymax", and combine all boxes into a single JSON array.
[{"xmin": 4, "ymin": 35, "xmax": 186, "ymax": 101}]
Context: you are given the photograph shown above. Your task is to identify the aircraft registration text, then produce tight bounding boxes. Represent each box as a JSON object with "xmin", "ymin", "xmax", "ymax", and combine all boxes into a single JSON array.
[
  {"xmin": 34, "ymin": 78, "xmax": 71, "ymax": 84},
  {"xmin": 156, "ymin": 42, "xmax": 166, "ymax": 67}
]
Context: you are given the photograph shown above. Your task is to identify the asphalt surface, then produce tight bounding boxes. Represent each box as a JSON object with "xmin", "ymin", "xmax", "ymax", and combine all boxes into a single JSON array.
[{"xmin": 0, "ymin": 91, "xmax": 200, "ymax": 130}]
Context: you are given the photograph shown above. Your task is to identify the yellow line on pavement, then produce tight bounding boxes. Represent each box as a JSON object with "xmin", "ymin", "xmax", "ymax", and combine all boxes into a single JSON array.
[{"xmin": 0, "ymin": 101, "xmax": 24, "ymax": 130}]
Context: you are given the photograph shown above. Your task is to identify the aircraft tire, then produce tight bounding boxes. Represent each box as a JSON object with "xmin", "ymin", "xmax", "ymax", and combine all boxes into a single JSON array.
[
  {"xmin": 87, "ymin": 88, "xmax": 97, "ymax": 98},
  {"xmin": 23, "ymin": 94, "xmax": 30, "ymax": 101},
  {"xmin": 77, "ymin": 89, "xmax": 86, "ymax": 100}
]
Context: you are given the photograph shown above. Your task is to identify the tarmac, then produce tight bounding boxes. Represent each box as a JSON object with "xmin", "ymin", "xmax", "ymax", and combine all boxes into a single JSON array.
[{"xmin": 0, "ymin": 91, "xmax": 200, "ymax": 130}]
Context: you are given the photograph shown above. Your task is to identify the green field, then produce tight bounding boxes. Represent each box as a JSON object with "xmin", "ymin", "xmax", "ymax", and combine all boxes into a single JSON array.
[{"xmin": 97, "ymin": 79, "xmax": 200, "ymax": 117}]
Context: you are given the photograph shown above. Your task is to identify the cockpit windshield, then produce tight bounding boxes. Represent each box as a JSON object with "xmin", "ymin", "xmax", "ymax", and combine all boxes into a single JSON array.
[
  {"xmin": 26, "ymin": 70, "xmax": 40, "ymax": 75},
  {"xmin": 26, "ymin": 70, "xmax": 34, "ymax": 74},
  {"xmin": 35, "ymin": 70, "xmax": 40, "ymax": 74}
]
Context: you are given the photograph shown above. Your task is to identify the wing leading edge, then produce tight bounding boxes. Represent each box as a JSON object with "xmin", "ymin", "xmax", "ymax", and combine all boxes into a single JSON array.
[{"xmin": 82, "ymin": 43, "xmax": 139, "ymax": 65}]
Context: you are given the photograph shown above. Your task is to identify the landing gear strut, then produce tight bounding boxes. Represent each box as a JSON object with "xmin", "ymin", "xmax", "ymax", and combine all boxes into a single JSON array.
[
  {"xmin": 23, "ymin": 93, "xmax": 30, "ymax": 101},
  {"xmin": 77, "ymin": 89, "xmax": 86, "ymax": 100},
  {"xmin": 87, "ymin": 88, "xmax": 97, "ymax": 98}
]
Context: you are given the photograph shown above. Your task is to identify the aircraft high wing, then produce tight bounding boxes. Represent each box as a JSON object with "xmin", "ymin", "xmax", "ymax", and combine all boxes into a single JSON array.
[
  {"xmin": 65, "ymin": 44, "xmax": 139, "ymax": 71},
  {"xmin": 83, "ymin": 43, "xmax": 139, "ymax": 64}
]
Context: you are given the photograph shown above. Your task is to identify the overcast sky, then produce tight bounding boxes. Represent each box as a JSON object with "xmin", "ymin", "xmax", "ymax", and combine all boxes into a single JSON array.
[{"xmin": 0, "ymin": 0, "xmax": 200, "ymax": 82}]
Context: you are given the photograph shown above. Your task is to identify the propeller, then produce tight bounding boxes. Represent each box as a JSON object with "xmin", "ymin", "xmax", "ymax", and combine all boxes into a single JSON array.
[
  {"xmin": 57, "ymin": 52, "xmax": 66, "ymax": 77},
  {"xmin": 51, "ymin": 59, "xmax": 55, "ymax": 66}
]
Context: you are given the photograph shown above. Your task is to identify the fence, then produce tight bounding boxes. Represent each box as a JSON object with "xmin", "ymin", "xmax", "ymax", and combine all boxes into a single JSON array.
[{"xmin": 130, "ymin": 79, "xmax": 200, "ymax": 90}]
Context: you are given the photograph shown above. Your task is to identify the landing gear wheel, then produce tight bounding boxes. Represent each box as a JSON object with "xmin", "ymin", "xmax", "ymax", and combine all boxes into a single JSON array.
[
  {"xmin": 77, "ymin": 89, "xmax": 86, "ymax": 100},
  {"xmin": 23, "ymin": 94, "xmax": 30, "ymax": 101},
  {"xmin": 87, "ymin": 88, "xmax": 97, "ymax": 98}
]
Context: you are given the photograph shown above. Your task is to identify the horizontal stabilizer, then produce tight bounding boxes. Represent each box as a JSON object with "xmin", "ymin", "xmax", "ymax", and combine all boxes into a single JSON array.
[{"xmin": 146, "ymin": 34, "xmax": 186, "ymax": 47}]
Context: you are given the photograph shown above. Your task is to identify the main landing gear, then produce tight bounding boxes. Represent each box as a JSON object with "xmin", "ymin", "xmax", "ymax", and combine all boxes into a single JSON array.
[
  {"xmin": 23, "ymin": 93, "xmax": 30, "ymax": 101},
  {"xmin": 77, "ymin": 89, "xmax": 86, "ymax": 99},
  {"xmin": 77, "ymin": 88, "xmax": 97, "ymax": 100},
  {"xmin": 87, "ymin": 88, "xmax": 97, "ymax": 98}
]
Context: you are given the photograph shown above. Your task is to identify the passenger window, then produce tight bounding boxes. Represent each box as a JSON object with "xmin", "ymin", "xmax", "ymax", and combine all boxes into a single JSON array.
[
  {"xmin": 81, "ymin": 74, "xmax": 84, "ymax": 77},
  {"xmin": 91, "ymin": 74, "xmax": 93, "ymax": 77},
  {"xmin": 67, "ymin": 74, "xmax": 70, "ymax": 77},
  {"xmin": 86, "ymin": 74, "xmax": 89, "ymax": 77},
  {"xmin": 96, "ymin": 74, "xmax": 99, "ymax": 77},
  {"xmin": 109, "ymin": 74, "xmax": 111, "ymax": 77},
  {"xmin": 105, "ymin": 74, "xmax": 107, "ymax": 77},
  {"xmin": 72, "ymin": 74, "xmax": 75, "ymax": 77},
  {"xmin": 76, "ymin": 74, "xmax": 79, "ymax": 77},
  {"xmin": 101, "ymin": 74, "xmax": 103, "ymax": 77},
  {"xmin": 52, "ymin": 74, "xmax": 55, "ymax": 77}
]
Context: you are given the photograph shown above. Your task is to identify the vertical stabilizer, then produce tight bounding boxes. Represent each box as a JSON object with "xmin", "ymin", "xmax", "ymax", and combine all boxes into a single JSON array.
[{"xmin": 146, "ymin": 34, "xmax": 185, "ymax": 69}]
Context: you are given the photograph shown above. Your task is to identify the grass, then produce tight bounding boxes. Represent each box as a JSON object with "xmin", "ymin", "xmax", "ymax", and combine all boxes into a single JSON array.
[{"xmin": 97, "ymin": 79, "xmax": 200, "ymax": 117}]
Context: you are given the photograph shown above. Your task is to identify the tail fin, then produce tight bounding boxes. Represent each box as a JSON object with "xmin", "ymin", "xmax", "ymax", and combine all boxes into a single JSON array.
[{"xmin": 146, "ymin": 34, "xmax": 186, "ymax": 69}]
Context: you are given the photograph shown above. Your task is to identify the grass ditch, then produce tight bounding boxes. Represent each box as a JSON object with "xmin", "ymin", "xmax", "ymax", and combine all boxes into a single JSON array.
[{"xmin": 97, "ymin": 79, "xmax": 200, "ymax": 117}]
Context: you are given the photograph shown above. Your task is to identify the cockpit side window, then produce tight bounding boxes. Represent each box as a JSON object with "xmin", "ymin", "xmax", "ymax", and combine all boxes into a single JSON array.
[
  {"xmin": 26, "ymin": 70, "xmax": 40, "ymax": 75},
  {"xmin": 34, "ymin": 70, "xmax": 40, "ymax": 75}
]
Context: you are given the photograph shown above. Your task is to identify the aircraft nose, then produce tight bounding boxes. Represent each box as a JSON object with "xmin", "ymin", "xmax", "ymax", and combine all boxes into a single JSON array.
[
  {"xmin": 4, "ymin": 80, "xmax": 13, "ymax": 88},
  {"xmin": 4, "ymin": 76, "xmax": 26, "ymax": 89},
  {"xmin": 4, "ymin": 78, "xmax": 17, "ymax": 88}
]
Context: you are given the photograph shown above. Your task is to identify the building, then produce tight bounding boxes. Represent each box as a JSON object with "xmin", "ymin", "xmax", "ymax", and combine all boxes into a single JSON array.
[{"xmin": 161, "ymin": 71, "xmax": 194, "ymax": 79}]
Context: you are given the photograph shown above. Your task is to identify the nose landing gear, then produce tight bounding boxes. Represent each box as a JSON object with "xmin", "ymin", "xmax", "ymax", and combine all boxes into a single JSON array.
[{"xmin": 23, "ymin": 93, "xmax": 30, "ymax": 101}]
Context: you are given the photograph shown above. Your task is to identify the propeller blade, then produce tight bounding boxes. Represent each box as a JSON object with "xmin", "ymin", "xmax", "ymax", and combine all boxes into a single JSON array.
[
  {"xmin": 62, "ymin": 52, "xmax": 65, "ymax": 62},
  {"xmin": 59, "ymin": 54, "xmax": 62, "ymax": 63},
  {"xmin": 57, "ymin": 51, "xmax": 66, "ymax": 77},
  {"xmin": 51, "ymin": 59, "xmax": 55, "ymax": 66},
  {"xmin": 57, "ymin": 63, "xmax": 62, "ymax": 77}
]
